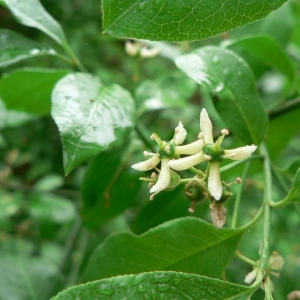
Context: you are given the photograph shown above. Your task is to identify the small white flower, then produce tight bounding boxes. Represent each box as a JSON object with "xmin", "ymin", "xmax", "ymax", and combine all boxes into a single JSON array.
[
  {"xmin": 174, "ymin": 122, "xmax": 187, "ymax": 145},
  {"xmin": 168, "ymin": 108, "xmax": 257, "ymax": 200},
  {"xmin": 131, "ymin": 154, "xmax": 160, "ymax": 171},
  {"xmin": 208, "ymin": 162, "xmax": 222, "ymax": 201},
  {"xmin": 245, "ymin": 268, "xmax": 258, "ymax": 284},
  {"xmin": 132, "ymin": 122, "xmax": 188, "ymax": 199}
]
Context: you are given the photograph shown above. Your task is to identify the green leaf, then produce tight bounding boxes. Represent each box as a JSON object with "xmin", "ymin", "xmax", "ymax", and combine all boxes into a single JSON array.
[
  {"xmin": 83, "ymin": 217, "xmax": 245, "ymax": 281},
  {"xmin": 51, "ymin": 73, "xmax": 136, "ymax": 174},
  {"xmin": 131, "ymin": 189, "xmax": 191, "ymax": 234},
  {"xmin": 102, "ymin": 0, "xmax": 287, "ymax": 42},
  {"xmin": 267, "ymin": 106, "xmax": 300, "ymax": 159},
  {"xmin": 54, "ymin": 271, "xmax": 257, "ymax": 300},
  {"xmin": 226, "ymin": 35, "xmax": 296, "ymax": 88},
  {"xmin": 0, "ymin": 29, "xmax": 55, "ymax": 68},
  {"xmin": 0, "ymin": 68, "xmax": 69, "ymax": 115},
  {"xmin": 3, "ymin": 0, "xmax": 67, "ymax": 45},
  {"xmin": 135, "ymin": 72, "xmax": 197, "ymax": 115},
  {"xmin": 81, "ymin": 147, "xmax": 141, "ymax": 229},
  {"xmin": 176, "ymin": 46, "xmax": 268, "ymax": 145}
]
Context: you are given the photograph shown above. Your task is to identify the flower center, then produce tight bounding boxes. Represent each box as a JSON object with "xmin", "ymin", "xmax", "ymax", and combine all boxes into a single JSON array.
[
  {"xmin": 159, "ymin": 142, "xmax": 176, "ymax": 158},
  {"xmin": 203, "ymin": 143, "xmax": 224, "ymax": 162}
]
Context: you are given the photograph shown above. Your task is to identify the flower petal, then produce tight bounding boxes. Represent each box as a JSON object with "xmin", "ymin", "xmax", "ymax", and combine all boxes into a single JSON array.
[
  {"xmin": 224, "ymin": 145, "xmax": 257, "ymax": 160},
  {"xmin": 168, "ymin": 152, "xmax": 205, "ymax": 171},
  {"xmin": 175, "ymin": 140, "xmax": 204, "ymax": 155},
  {"xmin": 200, "ymin": 108, "xmax": 213, "ymax": 144},
  {"xmin": 244, "ymin": 268, "xmax": 258, "ymax": 284},
  {"xmin": 131, "ymin": 155, "xmax": 160, "ymax": 171},
  {"xmin": 208, "ymin": 162, "xmax": 222, "ymax": 200},
  {"xmin": 150, "ymin": 158, "xmax": 171, "ymax": 193},
  {"xmin": 174, "ymin": 122, "xmax": 187, "ymax": 145}
]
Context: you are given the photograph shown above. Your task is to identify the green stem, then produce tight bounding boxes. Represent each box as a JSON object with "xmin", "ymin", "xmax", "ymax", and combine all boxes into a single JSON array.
[
  {"xmin": 235, "ymin": 251, "xmax": 257, "ymax": 266},
  {"xmin": 259, "ymin": 143, "xmax": 272, "ymax": 276},
  {"xmin": 231, "ymin": 160, "xmax": 251, "ymax": 228},
  {"xmin": 268, "ymin": 96, "xmax": 300, "ymax": 119},
  {"xmin": 62, "ymin": 42, "xmax": 87, "ymax": 72},
  {"xmin": 220, "ymin": 155, "xmax": 263, "ymax": 173},
  {"xmin": 239, "ymin": 205, "xmax": 264, "ymax": 230},
  {"xmin": 189, "ymin": 167, "xmax": 205, "ymax": 177}
]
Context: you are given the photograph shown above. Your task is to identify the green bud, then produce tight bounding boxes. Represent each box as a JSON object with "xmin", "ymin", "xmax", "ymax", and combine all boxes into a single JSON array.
[
  {"xmin": 184, "ymin": 177, "xmax": 207, "ymax": 202},
  {"xmin": 166, "ymin": 170, "xmax": 181, "ymax": 191},
  {"xmin": 203, "ymin": 143, "xmax": 224, "ymax": 162},
  {"xmin": 218, "ymin": 183, "xmax": 233, "ymax": 203}
]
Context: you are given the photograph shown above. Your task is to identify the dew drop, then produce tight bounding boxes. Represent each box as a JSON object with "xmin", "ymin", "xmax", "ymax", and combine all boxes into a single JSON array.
[
  {"xmin": 138, "ymin": 1, "xmax": 147, "ymax": 12},
  {"xmin": 132, "ymin": 274, "xmax": 145, "ymax": 285},
  {"xmin": 137, "ymin": 283, "xmax": 147, "ymax": 293},
  {"xmin": 157, "ymin": 284, "xmax": 169, "ymax": 292},
  {"xmin": 212, "ymin": 55, "xmax": 220, "ymax": 64},
  {"xmin": 30, "ymin": 48, "xmax": 40, "ymax": 55},
  {"xmin": 153, "ymin": 273, "xmax": 170, "ymax": 283},
  {"xmin": 152, "ymin": 0, "xmax": 163, "ymax": 7},
  {"xmin": 98, "ymin": 283, "xmax": 114, "ymax": 296},
  {"xmin": 214, "ymin": 83, "xmax": 224, "ymax": 93}
]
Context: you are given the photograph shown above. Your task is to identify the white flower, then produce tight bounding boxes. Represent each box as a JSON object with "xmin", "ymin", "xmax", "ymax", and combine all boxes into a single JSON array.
[
  {"xmin": 131, "ymin": 122, "xmax": 189, "ymax": 199},
  {"xmin": 168, "ymin": 108, "xmax": 257, "ymax": 201}
]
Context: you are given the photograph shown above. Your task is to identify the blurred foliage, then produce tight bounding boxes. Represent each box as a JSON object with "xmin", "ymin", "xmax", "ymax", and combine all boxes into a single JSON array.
[{"xmin": 0, "ymin": 0, "xmax": 300, "ymax": 299}]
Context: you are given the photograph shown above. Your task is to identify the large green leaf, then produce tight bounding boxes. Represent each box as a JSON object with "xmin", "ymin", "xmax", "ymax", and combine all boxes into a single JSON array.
[
  {"xmin": 52, "ymin": 271, "xmax": 257, "ymax": 300},
  {"xmin": 131, "ymin": 189, "xmax": 191, "ymax": 234},
  {"xmin": 226, "ymin": 35, "xmax": 296, "ymax": 88},
  {"xmin": 81, "ymin": 147, "xmax": 141, "ymax": 229},
  {"xmin": 102, "ymin": 0, "xmax": 287, "ymax": 42},
  {"xmin": 0, "ymin": 29, "xmax": 54, "ymax": 68},
  {"xmin": 267, "ymin": 106, "xmax": 300, "ymax": 159},
  {"xmin": 176, "ymin": 46, "xmax": 268, "ymax": 145},
  {"xmin": 0, "ymin": 68, "xmax": 69, "ymax": 115},
  {"xmin": 83, "ymin": 217, "xmax": 245, "ymax": 281},
  {"xmin": 3, "ymin": 0, "xmax": 66, "ymax": 45},
  {"xmin": 51, "ymin": 73, "xmax": 136, "ymax": 174}
]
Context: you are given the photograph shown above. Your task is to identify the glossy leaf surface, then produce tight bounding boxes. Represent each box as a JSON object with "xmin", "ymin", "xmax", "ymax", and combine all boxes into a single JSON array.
[
  {"xmin": 53, "ymin": 271, "xmax": 257, "ymax": 300},
  {"xmin": 83, "ymin": 217, "xmax": 245, "ymax": 281},
  {"xmin": 226, "ymin": 35, "xmax": 296, "ymax": 87},
  {"xmin": 3, "ymin": 0, "xmax": 66, "ymax": 44},
  {"xmin": 176, "ymin": 46, "xmax": 268, "ymax": 145},
  {"xmin": 102, "ymin": 0, "xmax": 287, "ymax": 42},
  {"xmin": 0, "ymin": 29, "xmax": 54, "ymax": 68},
  {"xmin": 51, "ymin": 73, "xmax": 136, "ymax": 174},
  {"xmin": 81, "ymin": 148, "xmax": 141, "ymax": 229},
  {"xmin": 0, "ymin": 68, "xmax": 69, "ymax": 115}
]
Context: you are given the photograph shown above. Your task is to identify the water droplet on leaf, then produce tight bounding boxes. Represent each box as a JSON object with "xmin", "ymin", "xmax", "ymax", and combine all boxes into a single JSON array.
[
  {"xmin": 212, "ymin": 55, "xmax": 220, "ymax": 64},
  {"xmin": 131, "ymin": 274, "xmax": 145, "ymax": 285},
  {"xmin": 98, "ymin": 283, "xmax": 114, "ymax": 296}
]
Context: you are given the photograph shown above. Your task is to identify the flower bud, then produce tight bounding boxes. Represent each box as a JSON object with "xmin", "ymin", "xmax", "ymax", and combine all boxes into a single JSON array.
[
  {"xmin": 165, "ymin": 170, "xmax": 181, "ymax": 191},
  {"xmin": 217, "ymin": 183, "xmax": 233, "ymax": 203},
  {"xmin": 184, "ymin": 177, "xmax": 207, "ymax": 202}
]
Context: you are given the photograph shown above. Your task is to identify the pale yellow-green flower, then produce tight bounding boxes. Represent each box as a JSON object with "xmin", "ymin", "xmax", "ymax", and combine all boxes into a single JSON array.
[{"xmin": 168, "ymin": 108, "xmax": 257, "ymax": 200}]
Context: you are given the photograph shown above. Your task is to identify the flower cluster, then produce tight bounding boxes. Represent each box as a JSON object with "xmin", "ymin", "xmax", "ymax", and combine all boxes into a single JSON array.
[{"xmin": 132, "ymin": 108, "xmax": 257, "ymax": 228}]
